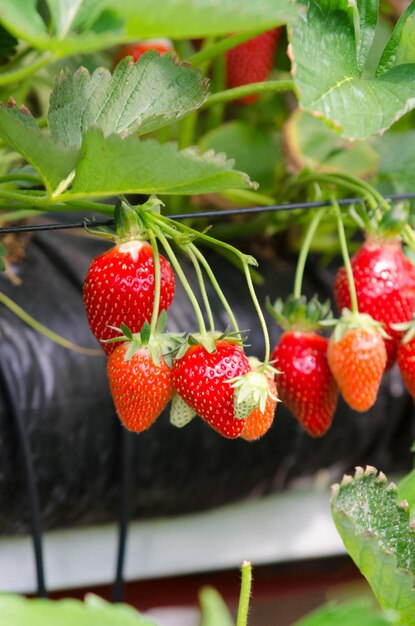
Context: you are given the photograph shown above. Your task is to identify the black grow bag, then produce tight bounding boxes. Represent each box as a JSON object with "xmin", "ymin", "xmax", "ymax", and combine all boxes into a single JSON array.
[{"xmin": 0, "ymin": 219, "xmax": 414, "ymax": 536}]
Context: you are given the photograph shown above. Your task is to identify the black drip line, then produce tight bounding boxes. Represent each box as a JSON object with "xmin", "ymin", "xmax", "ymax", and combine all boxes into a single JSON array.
[
  {"xmin": 1, "ymin": 192, "xmax": 415, "ymax": 235},
  {"xmin": 4, "ymin": 188, "xmax": 415, "ymax": 602}
]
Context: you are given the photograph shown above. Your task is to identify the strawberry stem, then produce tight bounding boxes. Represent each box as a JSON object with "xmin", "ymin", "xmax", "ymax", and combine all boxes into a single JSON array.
[
  {"xmin": 333, "ymin": 198, "xmax": 359, "ymax": 316},
  {"xmin": 203, "ymin": 80, "xmax": 294, "ymax": 107},
  {"xmin": 0, "ymin": 291, "xmax": 102, "ymax": 355},
  {"xmin": 236, "ymin": 561, "xmax": 253, "ymax": 626},
  {"xmin": 186, "ymin": 246, "xmax": 215, "ymax": 332},
  {"xmin": 293, "ymin": 207, "xmax": 324, "ymax": 299},
  {"xmin": 148, "ymin": 229, "xmax": 161, "ymax": 336},
  {"xmin": 243, "ymin": 259, "xmax": 270, "ymax": 369},
  {"xmin": 189, "ymin": 244, "xmax": 241, "ymax": 336},
  {"xmin": 154, "ymin": 227, "xmax": 207, "ymax": 334}
]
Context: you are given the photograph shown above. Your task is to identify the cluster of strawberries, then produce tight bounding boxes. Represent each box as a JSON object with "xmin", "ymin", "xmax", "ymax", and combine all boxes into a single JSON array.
[
  {"xmin": 83, "ymin": 232, "xmax": 277, "ymax": 441},
  {"xmin": 82, "ymin": 225, "xmax": 415, "ymax": 441},
  {"xmin": 271, "ymin": 236, "xmax": 415, "ymax": 437}
]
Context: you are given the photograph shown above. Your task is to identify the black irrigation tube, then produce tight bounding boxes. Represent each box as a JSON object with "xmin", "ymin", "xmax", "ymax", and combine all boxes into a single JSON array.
[
  {"xmin": 3, "ymin": 188, "xmax": 415, "ymax": 602},
  {"xmin": 1, "ymin": 192, "xmax": 415, "ymax": 235}
]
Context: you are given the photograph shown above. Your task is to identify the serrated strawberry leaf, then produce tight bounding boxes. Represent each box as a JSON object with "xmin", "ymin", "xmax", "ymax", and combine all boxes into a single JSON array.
[
  {"xmin": 62, "ymin": 130, "xmax": 256, "ymax": 199},
  {"xmin": 331, "ymin": 466, "xmax": 415, "ymax": 624},
  {"xmin": 48, "ymin": 53, "xmax": 209, "ymax": 148},
  {"xmin": 377, "ymin": 2, "xmax": 415, "ymax": 77},
  {"xmin": 0, "ymin": 103, "xmax": 79, "ymax": 195},
  {"xmin": 291, "ymin": 1, "xmax": 415, "ymax": 138}
]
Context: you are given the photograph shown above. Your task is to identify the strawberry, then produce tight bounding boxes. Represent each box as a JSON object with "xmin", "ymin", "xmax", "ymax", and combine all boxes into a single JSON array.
[
  {"xmin": 267, "ymin": 296, "xmax": 338, "ymax": 437},
  {"xmin": 83, "ymin": 200, "xmax": 175, "ymax": 355},
  {"xmin": 84, "ymin": 241, "xmax": 175, "ymax": 355},
  {"xmin": 327, "ymin": 311, "xmax": 387, "ymax": 412},
  {"xmin": 393, "ymin": 317, "xmax": 415, "ymax": 401},
  {"xmin": 114, "ymin": 39, "xmax": 173, "ymax": 67},
  {"xmin": 172, "ymin": 335, "xmax": 251, "ymax": 439},
  {"xmin": 225, "ymin": 29, "xmax": 281, "ymax": 104},
  {"xmin": 334, "ymin": 237, "xmax": 415, "ymax": 369},
  {"xmin": 107, "ymin": 326, "xmax": 176, "ymax": 432},
  {"xmin": 240, "ymin": 369, "xmax": 278, "ymax": 441}
]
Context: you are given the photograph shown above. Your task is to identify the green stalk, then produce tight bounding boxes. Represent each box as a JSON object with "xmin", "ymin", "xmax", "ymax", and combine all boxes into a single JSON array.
[
  {"xmin": 186, "ymin": 29, "xmax": 268, "ymax": 66},
  {"xmin": 190, "ymin": 244, "xmax": 241, "ymax": 335},
  {"xmin": 186, "ymin": 246, "xmax": 215, "ymax": 332},
  {"xmin": 243, "ymin": 259, "xmax": 270, "ymax": 369},
  {"xmin": 206, "ymin": 53, "xmax": 226, "ymax": 130},
  {"xmin": 293, "ymin": 208, "xmax": 324, "ymax": 298},
  {"xmin": 151, "ymin": 212, "xmax": 255, "ymax": 267},
  {"xmin": 203, "ymin": 80, "xmax": 294, "ymax": 107},
  {"xmin": 0, "ymin": 52, "xmax": 54, "ymax": 86},
  {"xmin": 299, "ymin": 173, "xmax": 378, "ymax": 210},
  {"xmin": 154, "ymin": 227, "xmax": 207, "ymax": 334},
  {"xmin": 147, "ymin": 229, "xmax": 161, "ymax": 335},
  {"xmin": 333, "ymin": 199, "xmax": 359, "ymax": 315},
  {"xmin": 236, "ymin": 561, "xmax": 253, "ymax": 626},
  {"xmin": 0, "ymin": 292, "xmax": 101, "ymax": 355}
]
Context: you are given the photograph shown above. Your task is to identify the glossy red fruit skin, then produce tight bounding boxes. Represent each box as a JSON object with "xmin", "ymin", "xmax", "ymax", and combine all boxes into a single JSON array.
[
  {"xmin": 114, "ymin": 40, "xmax": 172, "ymax": 66},
  {"xmin": 397, "ymin": 339, "xmax": 415, "ymax": 401},
  {"xmin": 226, "ymin": 29, "xmax": 281, "ymax": 103},
  {"xmin": 172, "ymin": 340, "xmax": 251, "ymax": 439},
  {"xmin": 334, "ymin": 238, "xmax": 415, "ymax": 369},
  {"xmin": 271, "ymin": 332, "xmax": 338, "ymax": 437},
  {"xmin": 83, "ymin": 240, "xmax": 175, "ymax": 355},
  {"xmin": 107, "ymin": 344, "xmax": 174, "ymax": 432}
]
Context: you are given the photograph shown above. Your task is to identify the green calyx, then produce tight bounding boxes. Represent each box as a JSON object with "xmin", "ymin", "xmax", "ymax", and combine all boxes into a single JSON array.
[
  {"xmin": 350, "ymin": 200, "xmax": 408, "ymax": 239},
  {"xmin": 106, "ymin": 311, "xmax": 184, "ymax": 367},
  {"xmin": 323, "ymin": 308, "xmax": 390, "ymax": 343},
  {"xmin": 392, "ymin": 315, "xmax": 415, "ymax": 344},
  {"xmin": 174, "ymin": 328, "xmax": 246, "ymax": 361},
  {"xmin": 231, "ymin": 367, "xmax": 277, "ymax": 418},
  {"xmin": 266, "ymin": 294, "xmax": 332, "ymax": 332}
]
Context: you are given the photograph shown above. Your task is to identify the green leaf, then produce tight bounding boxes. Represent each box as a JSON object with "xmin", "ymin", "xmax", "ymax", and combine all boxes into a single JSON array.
[
  {"xmin": 371, "ymin": 131, "xmax": 415, "ymax": 193},
  {"xmin": 0, "ymin": 0, "xmax": 48, "ymax": 46},
  {"xmin": 331, "ymin": 466, "xmax": 415, "ymax": 624},
  {"xmin": 0, "ymin": 103, "xmax": 79, "ymax": 194},
  {"xmin": 65, "ymin": 130, "xmax": 256, "ymax": 199},
  {"xmin": 44, "ymin": 0, "xmax": 92, "ymax": 37},
  {"xmin": 292, "ymin": 599, "xmax": 396, "ymax": 626},
  {"xmin": 353, "ymin": 0, "xmax": 379, "ymax": 73},
  {"xmin": 48, "ymin": 53, "xmax": 209, "ymax": 148},
  {"xmin": 284, "ymin": 110, "xmax": 379, "ymax": 179},
  {"xmin": 110, "ymin": 0, "xmax": 297, "ymax": 39},
  {"xmin": 398, "ymin": 468, "xmax": 415, "ymax": 517},
  {"xmin": 199, "ymin": 121, "xmax": 280, "ymax": 191},
  {"xmin": 199, "ymin": 587, "xmax": 235, "ymax": 626},
  {"xmin": 0, "ymin": 594, "xmax": 157, "ymax": 626},
  {"xmin": 377, "ymin": 1, "xmax": 415, "ymax": 76},
  {"xmin": 291, "ymin": 1, "xmax": 415, "ymax": 138}
]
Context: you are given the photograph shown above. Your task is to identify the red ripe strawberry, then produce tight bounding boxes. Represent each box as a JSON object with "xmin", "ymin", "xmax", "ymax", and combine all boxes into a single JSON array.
[
  {"xmin": 83, "ymin": 240, "xmax": 175, "ymax": 355},
  {"xmin": 267, "ymin": 296, "xmax": 338, "ymax": 437},
  {"xmin": 226, "ymin": 29, "xmax": 281, "ymax": 104},
  {"xmin": 172, "ymin": 337, "xmax": 251, "ymax": 439},
  {"xmin": 327, "ymin": 314, "xmax": 387, "ymax": 412},
  {"xmin": 272, "ymin": 332, "xmax": 337, "ymax": 437},
  {"xmin": 107, "ymin": 342, "xmax": 174, "ymax": 432},
  {"xmin": 334, "ymin": 237, "xmax": 415, "ymax": 369},
  {"xmin": 240, "ymin": 375, "xmax": 278, "ymax": 441},
  {"xmin": 114, "ymin": 39, "xmax": 173, "ymax": 67},
  {"xmin": 397, "ymin": 338, "xmax": 415, "ymax": 401}
]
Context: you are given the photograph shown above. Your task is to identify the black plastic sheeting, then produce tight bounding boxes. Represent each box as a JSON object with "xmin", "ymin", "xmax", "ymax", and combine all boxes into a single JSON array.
[{"xmin": 0, "ymin": 220, "xmax": 414, "ymax": 536}]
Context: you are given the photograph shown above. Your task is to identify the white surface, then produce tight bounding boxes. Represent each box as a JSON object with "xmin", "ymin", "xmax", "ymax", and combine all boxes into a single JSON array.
[{"xmin": 0, "ymin": 488, "xmax": 345, "ymax": 593}]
